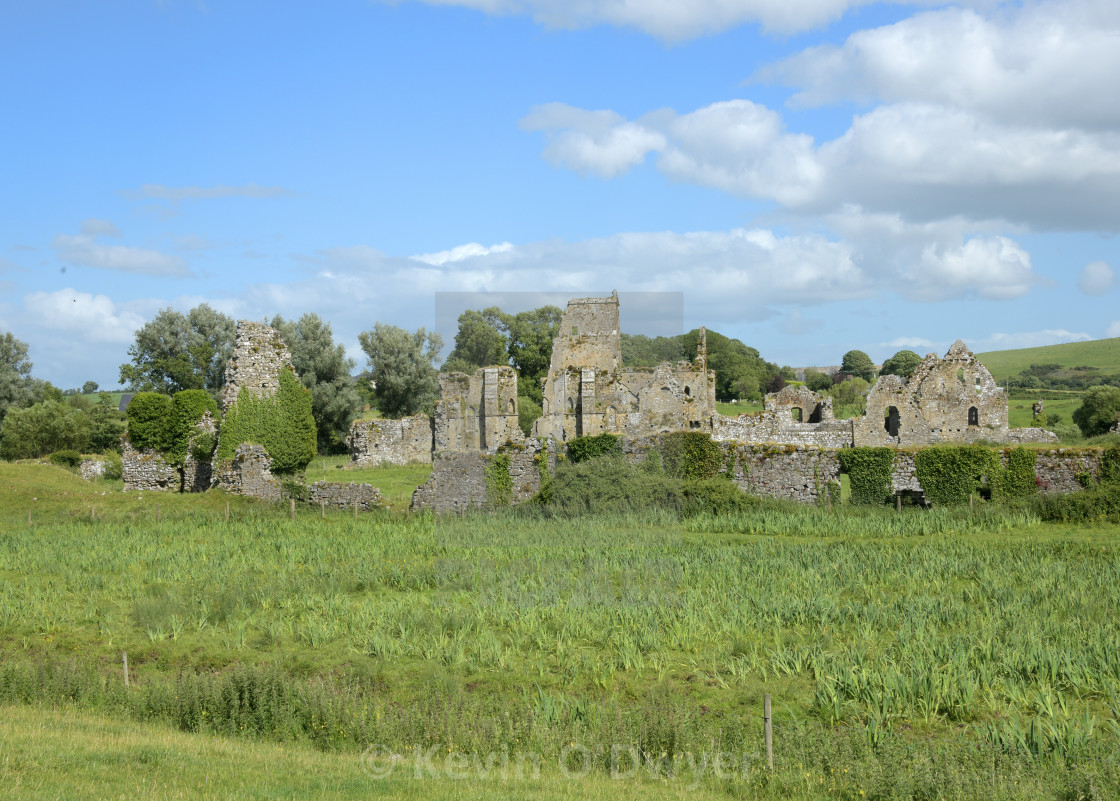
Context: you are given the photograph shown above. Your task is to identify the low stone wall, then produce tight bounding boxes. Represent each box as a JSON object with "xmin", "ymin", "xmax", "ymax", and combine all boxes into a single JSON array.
[
  {"xmin": 411, "ymin": 440, "xmax": 545, "ymax": 513},
  {"xmin": 212, "ymin": 443, "xmax": 282, "ymax": 502},
  {"xmin": 348, "ymin": 415, "xmax": 432, "ymax": 467},
  {"xmin": 1003, "ymin": 428, "xmax": 1059, "ymax": 444},
  {"xmin": 122, "ymin": 439, "xmax": 178, "ymax": 492},
  {"xmin": 79, "ymin": 459, "xmax": 108, "ymax": 481},
  {"xmin": 714, "ymin": 414, "xmax": 854, "ymax": 449},
  {"xmin": 1032, "ymin": 450, "xmax": 1100, "ymax": 494},
  {"xmin": 730, "ymin": 444, "xmax": 841, "ymax": 504},
  {"xmin": 182, "ymin": 455, "xmax": 212, "ymax": 493},
  {"xmin": 307, "ymin": 481, "xmax": 382, "ymax": 511},
  {"xmin": 890, "ymin": 453, "xmax": 923, "ymax": 494}
]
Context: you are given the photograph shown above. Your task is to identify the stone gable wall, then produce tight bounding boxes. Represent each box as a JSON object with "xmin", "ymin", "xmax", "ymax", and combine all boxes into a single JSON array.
[
  {"xmin": 433, "ymin": 367, "xmax": 522, "ymax": 453},
  {"xmin": 348, "ymin": 414, "xmax": 432, "ymax": 467},
  {"xmin": 411, "ymin": 440, "xmax": 545, "ymax": 513},
  {"xmin": 79, "ymin": 459, "xmax": 108, "ymax": 481},
  {"xmin": 729, "ymin": 444, "xmax": 841, "ymax": 504},
  {"xmin": 212, "ymin": 443, "xmax": 282, "ymax": 502},
  {"xmin": 220, "ymin": 320, "xmax": 294, "ymax": 412}
]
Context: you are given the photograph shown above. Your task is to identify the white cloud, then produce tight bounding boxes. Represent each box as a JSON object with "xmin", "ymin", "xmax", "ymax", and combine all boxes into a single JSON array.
[
  {"xmin": 52, "ymin": 233, "xmax": 191, "ymax": 277},
  {"xmin": 126, "ymin": 183, "xmax": 294, "ymax": 202},
  {"xmin": 883, "ymin": 337, "xmax": 934, "ymax": 350},
  {"xmin": 23, "ymin": 288, "xmax": 148, "ymax": 344},
  {"xmin": 523, "ymin": 98, "xmax": 1120, "ymax": 229},
  {"xmin": 1107, "ymin": 321, "xmax": 1120, "ymax": 338},
  {"xmin": 1078, "ymin": 260, "xmax": 1114, "ymax": 295},
  {"xmin": 411, "ymin": 241, "xmax": 515, "ymax": 266},
  {"xmin": 759, "ymin": 1, "xmax": 1120, "ymax": 130},
  {"xmin": 386, "ymin": 0, "xmax": 922, "ymax": 39},
  {"xmin": 80, "ymin": 218, "xmax": 122, "ymax": 237}
]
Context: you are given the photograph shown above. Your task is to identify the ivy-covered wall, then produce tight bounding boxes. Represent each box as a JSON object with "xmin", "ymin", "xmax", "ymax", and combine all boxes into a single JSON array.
[{"xmin": 215, "ymin": 368, "xmax": 315, "ymax": 475}]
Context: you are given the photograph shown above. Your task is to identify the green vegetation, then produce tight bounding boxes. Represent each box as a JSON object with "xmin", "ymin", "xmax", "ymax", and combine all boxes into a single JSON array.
[
  {"xmin": 1073, "ymin": 385, "xmax": 1120, "ymax": 437},
  {"xmin": 215, "ymin": 369, "xmax": 316, "ymax": 474},
  {"xmin": 305, "ymin": 455, "xmax": 432, "ymax": 511},
  {"xmin": 880, "ymin": 349, "xmax": 921, "ymax": 379},
  {"xmin": 0, "ymin": 399, "xmax": 92, "ymax": 459},
  {"xmin": 566, "ymin": 433, "xmax": 622, "ymax": 463},
  {"xmin": 623, "ymin": 329, "xmax": 778, "ymax": 402},
  {"xmin": 167, "ymin": 389, "xmax": 219, "ymax": 464},
  {"xmin": 119, "ymin": 303, "xmax": 234, "ymax": 395},
  {"xmin": 977, "ymin": 337, "xmax": 1120, "ymax": 385},
  {"xmin": 716, "ymin": 400, "xmax": 763, "ymax": 416},
  {"xmin": 125, "ymin": 392, "xmax": 173, "ymax": 451},
  {"xmin": 660, "ymin": 431, "xmax": 725, "ymax": 479},
  {"xmin": 837, "ymin": 447, "xmax": 893, "ymax": 505},
  {"xmin": 358, "ymin": 324, "xmax": 443, "ymax": 417}
]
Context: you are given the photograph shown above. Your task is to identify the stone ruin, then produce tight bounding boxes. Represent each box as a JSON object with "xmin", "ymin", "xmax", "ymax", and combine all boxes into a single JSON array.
[
  {"xmin": 219, "ymin": 320, "xmax": 294, "ymax": 412},
  {"xmin": 348, "ymin": 414, "xmax": 432, "ymax": 467},
  {"xmin": 713, "ymin": 384, "xmax": 852, "ymax": 448}
]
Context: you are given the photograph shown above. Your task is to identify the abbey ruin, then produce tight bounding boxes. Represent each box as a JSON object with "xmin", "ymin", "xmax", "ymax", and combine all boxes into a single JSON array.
[{"xmin": 122, "ymin": 294, "xmax": 1084, "ymax": 511}]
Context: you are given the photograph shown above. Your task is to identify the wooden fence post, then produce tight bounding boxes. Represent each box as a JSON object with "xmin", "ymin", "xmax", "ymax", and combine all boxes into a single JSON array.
[
  {"xmin": 764, "ymin": 693, "xmax": 773, "ymax": 770},
  {"xmin": 225, "ymin": 501, "xmax": 230, "ymax": 523},
  {"xmin": 321, "ymin": 501, "xmax": 326, "ymax": 521},
  {"xmin": 123, "ymin": 651, "xmax": 129, "ymax": 687},
  {"xmin": 290, "ymin": 498, "xmax": 295, "ymax": 520}
]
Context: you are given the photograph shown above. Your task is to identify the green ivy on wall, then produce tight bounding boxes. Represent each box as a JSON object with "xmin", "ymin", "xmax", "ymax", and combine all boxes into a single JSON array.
[
  {"xmin": 166, "ymin": 389, "xmax": 219, "ymax": 465},
  {"xmin": 837, "ymin": 447, "xmax": 894, "ymax": 506},
  {"xmin": 914, "ymin": 445, "xmax": 998, "ymax": 506},
  {"xmin": 126, "ymin": 392, "xmax": 173, "ymax": 451},
  {"xmin": 990, "ymin": 447, "xmax": 1037, "ymax": 500},
  {"xmin": 1100, "ymin": 446, "xmax": 1120, "ymax": 486},
  {"xmin": 215, "ymin": 369, "xmax": 315, "ymax": 475},
  {"xmin": 484, "ymin": 453, "xmax": 513, "ymax": 506},
  {"xmin": 661, "ymin": 432, "xmax": 725, "ymax": 480},
  {"xmin": 566, "ymin": 433, "xmax": 621, "ymax": 463}
]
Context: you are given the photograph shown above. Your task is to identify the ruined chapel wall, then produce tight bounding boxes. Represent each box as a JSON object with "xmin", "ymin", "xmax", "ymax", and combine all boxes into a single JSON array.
[
  {"xmin": 121, "ymin": 438, "xmax": 178, "ymax": 492},
  {"xmin": 433, "ymin": 367, "xmax": 521, "ymax": 453},
  {"xmin": 212, "ymin": 443, "xmax": 282, "ymax": 502},
  {"xmin": 220, "ymin": 320, "xmax": 294, "ymax": 412},
  {"xmin": 348, "ymin": 414, "xmax": 432, "ymax": 467}
]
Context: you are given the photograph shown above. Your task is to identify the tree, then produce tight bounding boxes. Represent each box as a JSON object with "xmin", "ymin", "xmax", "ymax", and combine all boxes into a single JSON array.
[
  {"xmin": 0, "ymin": 331, "xmax": 35, "ymax": 422},
  {"xmin": 88, "ymin": 392, "xmax": 126, "ymax": 453},
  {"xmin": 1072, "ymin": 385, "xmax": 1120, "ymax": 437},
  {"xmin": 357, "ymin": 324, "xmax": 443, "ymax": 418},
  {"xmin": 881, "ymin": 350, "xmax": 922, "ymax": 379},
  {"xmin": 119, "ymin": 304, "xmax": 235, "ymax": 394},
  {"xmin": 828, "ymin": 376, "xmax": 870, "ymax": 417},
  {"xmin": 82, "ymin": 380, "xmax": 99, "ymax": 394},
  {"xmin": 841, "ymin": 350, "xmax": 877, "ymax": 383},
  {"xmin": 0, "ymin": 400, "xmax": 91, "ymax": 459},
  {"xmin": 444, "ymin": 307, "xmax": 510, "ymax": 372},
  {"xmin": 271, "ymin": 313, "xmax": 362, "ymax": 453},
  {"xmin": 803, "ymin": 369, "xmax": 833, "ymax": 393}
]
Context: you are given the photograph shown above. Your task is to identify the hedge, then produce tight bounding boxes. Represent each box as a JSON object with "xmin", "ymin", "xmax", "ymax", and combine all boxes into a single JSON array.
[
  {"xmin": 126, "ymin": 393, "xmax": 173, "ymax": 451},
  {"xmin": 566, "ymin": 433, "xmax": 621, "ymax": 463},
  {"xmin": 837, "ymin": 447, "xmax": 894, "ymax": 505},
  {"xmin": 167, "ymin": 390, "xmax": 219, "ymax": 465},
  {"xmin": 914, "ymin": 445, "xmax": 998, "ymax": 506},
  {"xmin": 215, "ymin": 369, "xmax": 315, "ymax": 475},
  {"xmin": 661, "ymin": 432, "xmax": 725, "ymax": 480}
]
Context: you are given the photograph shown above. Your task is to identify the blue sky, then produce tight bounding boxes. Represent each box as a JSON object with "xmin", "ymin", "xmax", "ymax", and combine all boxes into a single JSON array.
[{"xmin": 2, "ymin": 0, "xmax": 1118, "ymax": 387}]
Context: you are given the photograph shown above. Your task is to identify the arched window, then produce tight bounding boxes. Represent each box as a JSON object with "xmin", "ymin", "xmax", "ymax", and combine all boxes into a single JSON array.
[
  {"xmin": 968, "ymin": 406, "xmax": 979, "ymax": 426},
  {"xmin": 508, "ymin": 398, "xmax": 515, "ymax": 414}
]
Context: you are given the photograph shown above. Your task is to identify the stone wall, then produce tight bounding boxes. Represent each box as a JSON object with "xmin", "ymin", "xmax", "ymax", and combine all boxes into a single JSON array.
[
  {"xmin": 212, "ymin": 443, "xmax": 282, "ymax": 502},
  {"xmin": 728, "ymin": 444, "xmax": 841, "ymax": 504},
  {"xmin": 411, "ymin": 440, "xmax": 545, "ymax": 513},
  {"xmin": 122, "ymin": 439, "xmax": 178, "ymax": 492},
  {"xmin": 1033, "ymin": 450, "xmax": 1100, "ymax": 494},
  {"xmin": 79, "ymin": 459, "xmax": 108, "ymax": 481},
  {"xmin": 348, "ymin": 414, "xmax": 432, "ymax": 467},
  {"xmin": 433, "ymin": 367, "xmax": 522, "ymax": 453},
  {"xmin": 307, "ymin": 481, "xmax": 382, "ymax": 511},
  {"xmin": 182, "ymin": 456, "xmax": 212, "ymax": 493},
  {"xmin": 220, "ymin": 320, "xmax": 294, "ymax": 412}
]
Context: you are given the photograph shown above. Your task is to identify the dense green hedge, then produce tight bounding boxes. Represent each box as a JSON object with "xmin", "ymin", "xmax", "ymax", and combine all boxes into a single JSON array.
[
  {"xmin": 215, "ymin": 369, "xmax": 315, "ymax": 475},
  {"xmin": 991, "ymin": 447, "xmax": 1038, "ymax": 500},
  {"xmin": 915, "ymin": 446, "xmax": 998, "ymax": 506},
  {"xmin": 126, "ymin": 392, "xmax": 173, "ymax": 451},
  {"xmin": 49, "ymin": 450, "xmax": 82, "ymax": 468},
  {"xmin": 661, "ymin": 432, "xmax": 725, "ymax": 480},
  {"xmin": 566, "ymin": 433, "xmax": 621, "ymax": 463},
  {"xmin": 838, "ymin": 447, "xmax": 894, "ymax": 505},
  {"xmin": 167, "ymin": 390, "xmax": 219, "ymax": 464}
]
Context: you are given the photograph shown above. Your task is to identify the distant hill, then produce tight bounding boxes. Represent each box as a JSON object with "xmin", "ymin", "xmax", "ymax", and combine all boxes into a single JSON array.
[{"xmin": 977, "ymin": 338, "xmax": 1120, "ymax": 383}]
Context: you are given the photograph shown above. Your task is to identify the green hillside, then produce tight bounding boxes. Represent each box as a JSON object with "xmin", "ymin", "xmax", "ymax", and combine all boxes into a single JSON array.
[{"xmin": 977, "ymin": 338, "xmax": 1120, "ymax": 382}]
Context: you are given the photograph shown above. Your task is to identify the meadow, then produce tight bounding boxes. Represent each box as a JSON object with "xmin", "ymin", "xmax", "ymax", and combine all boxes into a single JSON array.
[
  {"xmin": 2, "ymin": 461, "xmax": 1119, "ymax": 799},
  {"xmin": 977, "ymin": 338, "xmax": 1120, "ymax": 383}
]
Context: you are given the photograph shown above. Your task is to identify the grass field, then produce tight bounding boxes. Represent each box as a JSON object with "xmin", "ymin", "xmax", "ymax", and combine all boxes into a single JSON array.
[
  {"xmin": 304, "ymin": 455, "xmax": 432, "ymax": 510},
  {"xmin": 2, "ymin": 461, "xmax": 1120, "ymax": 798},
  {"xmin": 977, "ymin": 338, "xmax": 1120, "ymax": 382}
]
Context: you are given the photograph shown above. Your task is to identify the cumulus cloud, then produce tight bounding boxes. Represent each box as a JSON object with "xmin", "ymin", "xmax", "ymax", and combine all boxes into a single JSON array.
[
  {"xmin": 125, "ymin": 183, "xmax": 294, "ymax": 202},
  {"xmin": 80, "ymin": 218, "xmax": 122, "ymax": 237},
  {"xmin": 1078, "ymin": 260, "xmax": 1114, "ymax": 295},
  {"xmin": 522, "ymin": 98, "xmax": 1120, "ymax": 229},
  {"xmin": 759, "ymin": 1, "xmax": 1120, "ymax": 130},
  {"xmin": 383, "ymin": 0, "xmax": 907, "ymax": 39},
  {"xmin": 412, "ymin": 241, "xmax": 515, "ymax": 266},
  {"xmin": 52, "ymin": 233, "xmax": 190, "ymax": 277},
  {"xmin": 23, "ymin": 288, "xmax": 149, "ymax": 344}
]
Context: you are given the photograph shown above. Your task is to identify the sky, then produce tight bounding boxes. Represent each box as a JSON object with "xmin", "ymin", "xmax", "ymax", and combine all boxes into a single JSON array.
[{"xmin": 1, "ymin": 0, "xmax": 1118, "ymax": 388}]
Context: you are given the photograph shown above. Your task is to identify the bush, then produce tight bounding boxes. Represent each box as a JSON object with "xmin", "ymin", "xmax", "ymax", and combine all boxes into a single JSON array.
[
  {"xmin": 49, "ymin": 449, "xmax": 82, "ymax": 468},
  {"xmin": 102, "ymin": 452, "xmax": 123, "ymax": 480},
  {"xmin": 914, "ymin": 445, "xmax": 998, "ymax": 506},
  {"xmin": 517, "ymin": 396, "xmax": 542, "ymax": 437},
  {"xmin": 126, "ymin": 392, "xmax": 173, "ymax": 451},
  {"xmin": 1033, "ymin": 484, "xmax": 1120, "ymax": 524},
  {"xmin": 661, "ymin": 432, "xmax": 725, "ymax": 480},
  {"xmin": 167, "ymin": 390, "xmax": 219, "ymax": 464},
  {"xmin": 566, "ymin": 433, "xmax": 621, "ymax": 463},
  {"xmin": 88, "ymin": 393, "xmax": 126, "ymax": 453},
  {"xmin": 215, "ymin": 369, "xmax": 315, "ymax": 475},
  {"xmin": 189, "ymin": 431, "xmax": 217, "ymax": 462},
  {"xmin": 838, "ymin": 447, "xmax": 894, "ymax": 505},
  {"xmin": 1072, "ymin": 385, "xmax": 1120, "ymax": 437},
  {"xmin": 0, "ymin": 400, "xmax": 91, "ymax": 459},
  {"xmin": 533, "ymin": 454, "xmax": 755, "ymax": 517}
]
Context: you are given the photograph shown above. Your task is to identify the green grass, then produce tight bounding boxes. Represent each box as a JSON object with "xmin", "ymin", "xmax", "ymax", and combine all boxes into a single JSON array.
[
  {"xmin": 977, "ymin": 337, "xmax": 1120, "ymax": 382},
  {"xmin": 3, "ymin": 462, "xmax": 1120, "ymax": 798},
  {"xmin": 1007, "ymin": 396, "xmax": 1082, "ymax": 428},
  {"xmin": 304, "ymin": 455, "xmax": 432, "ymax": 510},
  {"xmin": 716, "ymin": 401, "xmax": 763, "ymax": 416}
]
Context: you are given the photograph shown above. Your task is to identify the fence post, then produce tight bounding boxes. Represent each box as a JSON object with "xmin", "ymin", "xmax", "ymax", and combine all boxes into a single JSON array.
[
  {"xmin": 321, "ymin": 501, "xmax": 326, "ymax": 521},
  {"xmin": 764, "ymin": 693, "xmax": 773, "ymax": 770},
  {"xmin": 225, "ymin": 501, "xmax": 230, "ymax": 523},
  {"xmin": 896, "ymin": 493, "xmax": 902, "ymax": 511},
  {"xmin": 123, "ymin": 651, "xmax": 129, "ymax": 687},
  {"xmin": 290, "ymin": 498, "xmax": 295, "ymax": 521},
  {"xmin": 354, "ymin": 499, "xmax": 358, "ymax": 520}
]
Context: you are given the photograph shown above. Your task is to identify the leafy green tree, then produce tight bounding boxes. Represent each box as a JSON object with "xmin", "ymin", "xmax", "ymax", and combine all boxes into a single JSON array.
[
  {"xmin": 1072, "ymin": 385, "xmax": 1120, "ymax": 437},
  {"xmin": 841, "ymin": 350, "xmax": 877, "ymax": 382},
  {"xmin": 270, "ymin": 313, "xmax": 362, "ymax": 453},
  {"xmin": 517, "ymin": 395, "xmax": 542, "ymax": 436},
  {"xmin": 803, "ymin": 369, "xmax": 833, "ymax": 393},
  {"xmin": 881, "ymin": 350, "xmax": 922, "ymax": 379},
  {"xmin": 358, "ymin": 324, "xmax": 443, "ymax": 418},
  {"xmin": 88, "ymin": 392, "xmax": 126, "ymax": 453},
  {"xmin": 215, "ymin": 370, "xmax": 316, "ymax": 474},
  {"xmin": 119, "ymin": 304, "xmax": 235, "ymax": 394},
  {"xmin": 828, "ymin": 376, "xmax": 870, "ymax": 417},
  {"xmin": 0, "ymin": 331, "xmax": 35, "ymax": 422},
  {"xmin": 82, "ymin": 380, "xmax": 99, "ymax": 394},
  {"xmin": 0, "ymin": 400, "xmax": 91, "ymax": 459},
  {"xmin": 507, "ymin": 306, "xmax": 562, "ymax": 381},
  {"xmin": 444, "ymin": 307, "xmax": 510, "ymax": 371}
]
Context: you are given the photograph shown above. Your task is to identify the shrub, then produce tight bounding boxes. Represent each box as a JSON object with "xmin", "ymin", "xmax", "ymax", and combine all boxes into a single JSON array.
[
  {"xmin": 566, "ymin": 433, "xmax": 621, "ymax": 463},
  {"xmin": 215, "ymin": 369, "xmax": 315, "ymax": 475},
  {"xmin": 1072, "ymin": 386, "xmax": 1120, "ymax": 437},
  {"xmin": 1033, "ymin": 485, "xmax": 1120, "ymax": 524},
  {"xmin": 0, "ymin": 400, "xmax": 91, "ymax": 459},
  {"xmin": 661, "ymin": 432, "xmax": 725, "ymax": 480},
  {"xmin": 991, "ymin": 447, "xmax": 1038, "ymax": 500},
  {"xmin": 484, "ymin": 453, "xmax": 513, "ymax": 506},
  {"xmin": 49, "ymin": 449, "xmax": 82, "ymax": 468},
  {"xmin": 167, "ymin": 389, "xmax": 219, "ymax": 464},
  {"xmin": 189, "ymin": 431, "xmax": 217, "ymax": 462},
  {"xmin": 126, "ymin": 392, "xmax": 173, "ymax": 451},
  {"xmin": 838, "ymin": 447, "xmax": 894, "ymax": 506},
  {"xmin": 101, "ymin": 452, "xmax": 123, "ymax": 480},
  {"xmin": 914, "ymin": 445, "xmax": 998, "ymax": 506},
  {"xmin": 517, "ymin": 396, "xmax": 541, "ymax": 437}
]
